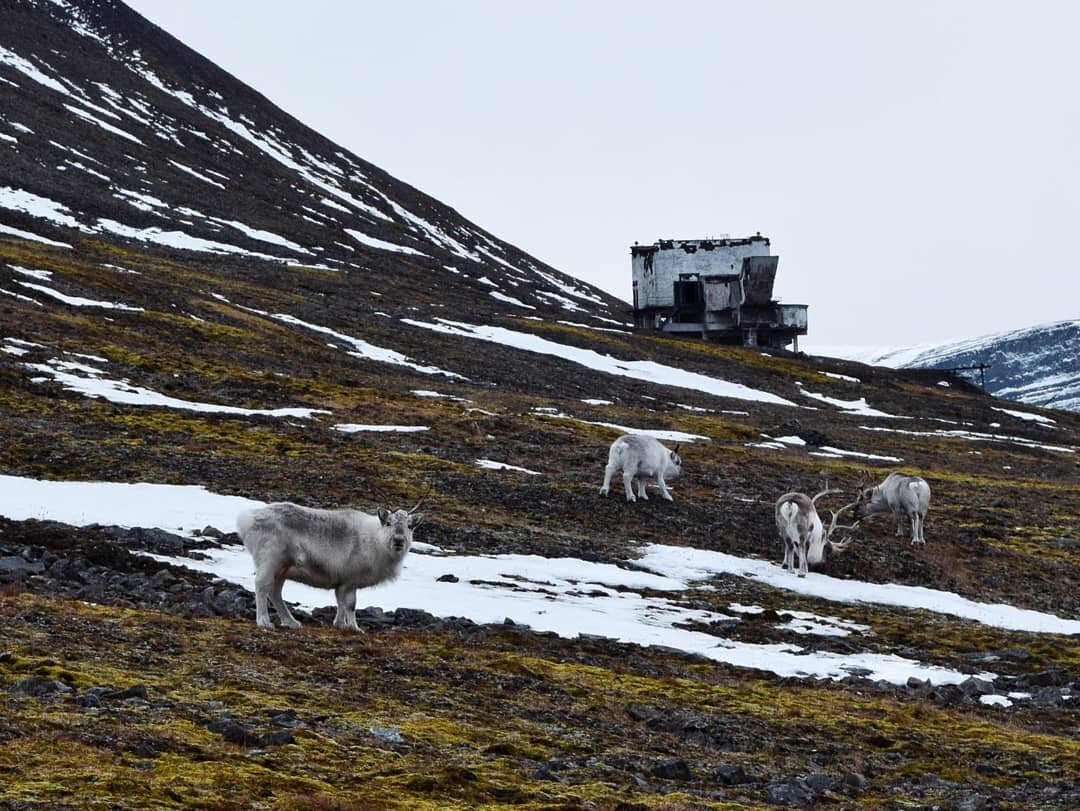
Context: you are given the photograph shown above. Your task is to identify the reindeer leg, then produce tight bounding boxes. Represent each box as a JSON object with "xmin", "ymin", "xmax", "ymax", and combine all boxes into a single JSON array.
[
  {"xmin": 253, "ymin": 569, "xmax": 274, "ymax": 628},
  {"xmin": 656, "ymin": 474, "xmax": 673, "ymax": 501},
  {"xmin": 622, "ymin": 470, "xmax": 637, "ymax": 502},
  {"xmin": 911, "ymin": 511, "xmax": 926, "ymax": 545},
  {"xmin": 270, "ymin": 574, "xmax": 301, "ymax": 628},
  {"xmin": 636, "ymin": 477, "xmax": 649, "ymax": 500},
  {"xmin": 599, "ymin": 462, "xmax": 616, "ymax": 496},
  {"xmin": 782, "ymin": 537, "xmax": 794, "ymax": 572},
  {"xmin": 797, "ymin": 540, "xmax": 808, "ymax": 577},
  {"xmin": 334, "ymin": 585, "xmax": 360, "ymax": 631}
]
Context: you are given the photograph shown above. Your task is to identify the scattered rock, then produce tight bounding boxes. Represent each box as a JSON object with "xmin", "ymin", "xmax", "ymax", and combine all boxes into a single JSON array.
[
  {"xmin": 765, "ymin": 778, "xmax": 817, "ymax": 807},
  {"xmin": 10, "ymin": 676, "xmax": 72, "ymax": 699},
  {"xmin": 369, "ymin": 726, "xmax": 405, "ymax": 745},
  {"xmin": 650, "ymin": 758, "xmax": 692, "ymax": 780}
]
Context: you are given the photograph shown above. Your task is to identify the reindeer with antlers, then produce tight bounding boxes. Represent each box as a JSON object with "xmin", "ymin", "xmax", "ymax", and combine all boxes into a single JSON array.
[
  {"xmin": 774, "ymin": 486, "xmax": 860, "ymax": 577},
  {"xmin": 237, "ymin": 498, "xmax": 425, "ymax": 630}
]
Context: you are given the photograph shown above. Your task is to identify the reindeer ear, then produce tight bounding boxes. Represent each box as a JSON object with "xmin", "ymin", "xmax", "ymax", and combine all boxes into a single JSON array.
[
  {"xmin": 408, "ymin": 513, "xmax": 424, "ymax": 528},
  {"xmin": 378, "ymin": 508, "xmax": 392, "ymax": 526}
]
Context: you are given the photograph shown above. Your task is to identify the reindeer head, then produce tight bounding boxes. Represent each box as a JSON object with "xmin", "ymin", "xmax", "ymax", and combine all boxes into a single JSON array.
[
  {"xmin": 378, "ymin": 498, "xmax": 425, "ymax": 554},
  {"xmin": 852, "ymin": 469, "xmax": 876, "ymax": 520},
  {"xmin": 668, "ymin": 443, "xmax": 683, "ymax": 477}
]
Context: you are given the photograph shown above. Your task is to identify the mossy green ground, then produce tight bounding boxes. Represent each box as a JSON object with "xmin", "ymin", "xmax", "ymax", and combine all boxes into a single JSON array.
[
  {"xmin": 2, "ymin": 237, "xmax": 1078, "ymax": 808},
  {"xmin": 2, "ymin": 593, "xmax": 1077, "ymax": 810}
]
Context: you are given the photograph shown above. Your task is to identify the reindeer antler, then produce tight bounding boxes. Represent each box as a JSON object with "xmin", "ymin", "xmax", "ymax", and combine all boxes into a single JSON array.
[
  {"xmin": 824, "ymin": 501, "xmax": 861, "ymax": 552},
  {"xmin": 811, "ymin": 487, "xmax": 844, "ymax": 506},
  {"xmin": 408, "ymin": 486, "xmax": 434, "ymax": 514}
]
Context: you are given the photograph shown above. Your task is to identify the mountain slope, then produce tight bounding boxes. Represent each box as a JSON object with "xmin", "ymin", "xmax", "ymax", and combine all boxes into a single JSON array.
[
  {"xmin": 2, "ymin": 2, "xmax": 1079, "ymax": 809},
  {"xmin": 1, "ymin": 0, "xmax": 618, "ymax": 320},
  {"xmin": 809, "ymin": 320, "xmax": 1080, "ymax": 412}
]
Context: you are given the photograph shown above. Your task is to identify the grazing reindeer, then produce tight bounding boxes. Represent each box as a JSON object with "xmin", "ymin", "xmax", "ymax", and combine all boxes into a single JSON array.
[
  {"xmin": 775, "ymin": 488, "xmax": 860, "ymax": 577},
  {"xmin": 599, "ymin": 434, "xmax": 682, "ymax": 502},
  {"xmin": 237, "ymin": 499, "xmax": 424, "ymax": 630},
  {"xmin": 853, "ymin": 470, "xmax": 931, "ymax": 545}
]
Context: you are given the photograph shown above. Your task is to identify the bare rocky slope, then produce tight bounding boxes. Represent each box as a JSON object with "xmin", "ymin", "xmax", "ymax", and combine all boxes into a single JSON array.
[{"xmin": 2, "ymin": 1, "xmax": 1078, "ymax": 808}]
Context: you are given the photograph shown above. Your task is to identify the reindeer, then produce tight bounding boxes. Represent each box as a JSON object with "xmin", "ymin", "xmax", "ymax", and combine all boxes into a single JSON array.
[
  {"xmin": 599, "ymin": 434, "xmax": 682, "ymax": 502},
  {"xmin": 775, "ymin": 487, "xmax": 860, "ymax": 577},
  {"xmin": 237, "ymin": 499, "xmax": 424, "ymax": 630},
  {"xmin": 853, "ymin": 470, "xmax": 931, "ymax": 545}
]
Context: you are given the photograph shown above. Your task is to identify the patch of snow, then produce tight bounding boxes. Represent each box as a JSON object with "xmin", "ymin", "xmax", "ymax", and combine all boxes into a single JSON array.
[
  {"xmin": 536, "ymin": 410, "xmax": 709, "ymax": 444},
  {"xmin": 411, "ymin": 389, "xmax": 468, "ymax": 402},
  {"xmin": 96, "ymin": 219, "xmax": 288, "ymax": 261},
  {"xmin": 991, "ymin": 406, "xmax": 1055, "ymax": 425},
  {"xmin": 114, "ymin": 188, "xmax": 168, "ymax": 213},
  {"xmin": 403, "ymin": 319, "xmax": 796, "ymax": 407},
  {"xmin": 17, "ymin": 282, "xmax": 143, "ymax": 311},
  {"xmin": 536, "ymin": 290, "xmax": 586, "ymax": 312},
  {"xmin": 821, "ymin": 371, "xmax": 861, "ymax": 383},
  {"xmin": 8, "ymin": 265, "xmax": 53, "ymax": 281},
  {"xmin": 0, "ymin": 46, "xmax": 71, "ymax": 96},
  {"xmin": 0, "ymin": 475, "xmax": 259, "ymax": 535},
  {"xmin": 635, "ymin": 544, "xmax": 1080, "ymax": 635},
  {"xmin": 25, "ymin": 357, "xmax": 328, "ymax": 418},
  {"xmin": 0, "ymin": 186, "xmax": 86, "ymax": 230},
  {"xmin": 489, "ymin": 291, "xmax": 536, "ymax": 309},
  {"xmin": 344, "ymin": 228, "xmax": 426, "ymax": 256},
  {"xmin": 64, "ymin": 104, "xmax": 143, "ymax": 144},
  {"xmin": 0, "ymin": 287, "xmax": 43, "ymax": 304},
  {"xmin": 774, "ymin": 435, "xmax": 806, "ymax": 446},
  {"xmin": 557, "ymin": 320, "xmax": 632, "ymax": 335},
  {"xmin": 152, "ymin": 542, "xmax": 991, "ymax": 685},
  {"xmin": 813, "ymin": 446, "xmax": 903, "ymax": 463},
  {"xmin": 212, "ymin": 218, "xmax": 310, "ymax": 254},
  {"xmin": 169, "ymin": 160, "xmax": 226, "ymax": 189},
  {"xmin": 476, "ymin": 459, "xmax": 542, "ymax": 475},
  {"xmin": 859, "ymin": 425, "xmax": 1074, "ymax": 455},
  {"xmin": 332, "ymin": 424, "xmax": 429, "ymax": 433},
  {"xmin": 259, "ymin": 311, "xmax": 464, "ymax": 379},
  {"xmin": 581, "ymin": 399, "xmax": 613, "ymax": 406},
  {"xmin": 62, "ymin": 160, "xmax": 111, "ymax": 182},
  {"xmin": 797, "ymin": 384, "xmax": 900, "ymax": 418}
]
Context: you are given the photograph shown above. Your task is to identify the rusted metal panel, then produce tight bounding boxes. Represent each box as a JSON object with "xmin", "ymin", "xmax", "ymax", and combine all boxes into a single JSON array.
[
  {"xmin": 741, "ymin": 256, "xmax": 778, "ymax": 306},
  {"xmin": 777, "ymin": 304, "xmax": 808, "ymax": 329},
  {"xmin": 703, "ymin": 276, "xmax": 741, "ymax": 310}
]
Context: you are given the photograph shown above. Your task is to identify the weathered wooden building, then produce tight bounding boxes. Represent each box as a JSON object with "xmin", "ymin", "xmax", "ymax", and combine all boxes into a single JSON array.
[{"xmin": 631, "ymin": 234, "xmax": 808, "ymax": 350}]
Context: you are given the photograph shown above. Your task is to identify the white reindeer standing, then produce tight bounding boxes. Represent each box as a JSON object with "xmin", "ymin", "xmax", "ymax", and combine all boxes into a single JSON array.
[
  {"xmin": 599, "ymin": 434, "xmax": 682, "ymax": 502},
  {"xmin": 237, "ymin": 499, "xmax": 424, "ymax": 630},
  {"xmin": 853, "ymin": 470, "xmax": 932, "ymax": 545}
]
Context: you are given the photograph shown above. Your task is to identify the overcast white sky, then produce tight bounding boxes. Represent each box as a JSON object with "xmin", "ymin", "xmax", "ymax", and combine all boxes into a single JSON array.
[{"xmin": 125, "ymin": 0, "xmax": 1079, "ymax": 346}]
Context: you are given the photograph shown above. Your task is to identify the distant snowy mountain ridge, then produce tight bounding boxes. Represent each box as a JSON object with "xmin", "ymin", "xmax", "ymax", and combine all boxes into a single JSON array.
[{"xmin": 809, "ymin": 319, "xmax": 1080, "ymax": 413}]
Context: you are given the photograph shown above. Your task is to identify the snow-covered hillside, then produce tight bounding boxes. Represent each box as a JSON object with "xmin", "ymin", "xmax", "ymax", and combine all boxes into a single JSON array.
[
  {"xmin": 807, "ymin": 319, "xmax": 1080, "ymax": 413},
  {"xmin": 1, "ymin": 0, "xmax": 622, "ymax": 321}
]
